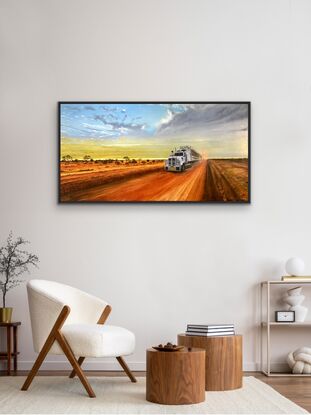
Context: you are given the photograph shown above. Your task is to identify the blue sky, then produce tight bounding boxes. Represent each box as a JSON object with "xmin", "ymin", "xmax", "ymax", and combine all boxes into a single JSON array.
[
  {"xmin": 60, "ymin": 103, "xmax": 187, "ymax": 139},
  {"xmin": 60, "ymin": 103, "xmax": 249, "ymax": 158}
]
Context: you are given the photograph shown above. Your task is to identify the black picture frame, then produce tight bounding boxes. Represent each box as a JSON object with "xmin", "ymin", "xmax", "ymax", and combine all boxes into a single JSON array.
[{"xmin": 58, "ymin": 101, "xmax": 251, "ymax": 204}]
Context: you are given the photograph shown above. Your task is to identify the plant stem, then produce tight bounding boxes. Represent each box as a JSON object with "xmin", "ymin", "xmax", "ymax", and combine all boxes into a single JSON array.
[{"xmin": 3, "ymin": 244, "xmax": 14, "ymax": 308}]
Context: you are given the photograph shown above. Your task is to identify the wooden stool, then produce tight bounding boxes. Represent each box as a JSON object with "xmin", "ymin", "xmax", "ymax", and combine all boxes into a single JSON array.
[
  {"xmin": 178, "ymin": 334, "xmax": 242, "ymax": 391},
  {"xmin": 0, "ymin": 322, "xmax": 21, "ymax": 375},
  {"xmin": 146, "ymin": 347, "xmax": 205, "ymax": 405}
]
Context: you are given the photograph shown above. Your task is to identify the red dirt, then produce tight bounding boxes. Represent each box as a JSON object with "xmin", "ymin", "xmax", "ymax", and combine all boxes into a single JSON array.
[
  {"xmin": 205, "ymin": 159, "xmax": 249, "ymax": 202},
  {"xmin": 60, "ymin": 159, "xmax": 249, "ymax": 202},
  {"xmin": 60, "ymin": 161, "xmax": 164, "ymax": 198},
  {"xmin": 62, "ymin": 161, "xmax": 207, "ymax": 202}
]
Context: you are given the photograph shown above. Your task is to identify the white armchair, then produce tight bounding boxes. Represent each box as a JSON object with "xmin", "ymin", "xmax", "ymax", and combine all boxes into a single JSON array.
[{"xmin": 21, "ymin": 280, "xmax": 136, "ymax": 397}]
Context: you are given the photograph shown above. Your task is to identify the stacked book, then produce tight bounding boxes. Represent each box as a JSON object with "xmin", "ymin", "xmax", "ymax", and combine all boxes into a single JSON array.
[
  {"xmin": 282, "ymin": 275, "xmax": 311, "ymax": 282},
  {"xmin": 186, "ymin": 324, "xmax": 235, "ymax": 337}
]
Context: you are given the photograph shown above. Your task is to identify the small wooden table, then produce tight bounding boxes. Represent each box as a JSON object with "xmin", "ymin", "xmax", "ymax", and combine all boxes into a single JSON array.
[
  {"xmin": 178, "ymin": 334, "xmax": 242, "ymax": 391},
  {"xmin": 0, "ymin": 322, "xmax": 21, "ymax": 375},
  {"xmin": 146, "ymin": 347, "xmax": 205, "ymax": 405}
]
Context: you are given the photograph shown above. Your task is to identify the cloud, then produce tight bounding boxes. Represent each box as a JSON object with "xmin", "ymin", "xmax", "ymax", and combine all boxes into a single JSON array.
[
  {"xmin": 61, "ymin": 104, "xmax": 81, "ymax": 112},
  {"xmin": 157, "ymin": 104, "xmax": 248, "ymax": 137},
  {"xmin": 93, "ymin": 114, "xmax": 146, "ymax": 136},
  {"xmin": 158, "ymin": 109, "xmax": 174, "ymax": 128},
  {"xmin": 82, "ymin": 122, "xmax": 113, "ymax": 131}
]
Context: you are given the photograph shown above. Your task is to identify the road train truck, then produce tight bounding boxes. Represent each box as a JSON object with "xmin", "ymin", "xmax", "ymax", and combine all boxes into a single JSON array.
[{"xmin": 164, "ymin": 146, "xmax": 201, "ymax": 172}]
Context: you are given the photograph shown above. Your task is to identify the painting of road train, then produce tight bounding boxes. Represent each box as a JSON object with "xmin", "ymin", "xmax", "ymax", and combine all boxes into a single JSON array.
[{"xmin": 59, "ymin": 102, "xmax": 250, "ymax": 203}]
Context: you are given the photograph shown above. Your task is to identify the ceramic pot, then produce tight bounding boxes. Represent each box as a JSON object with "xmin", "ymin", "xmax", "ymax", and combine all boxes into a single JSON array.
[
  {"xmin": 284, "ymin": 295, "xmax": 305, "ymax": 307},
  {"xmin": 288, "ymin": 286, "xmax": 303, "ymax": 296},
  {"xmin": 0, "ymin": 307, "xmax": 13, "ymax": 323},
  {"xmin": 291, "ymin": 305, "xmax": 308, "ymax": 322}
]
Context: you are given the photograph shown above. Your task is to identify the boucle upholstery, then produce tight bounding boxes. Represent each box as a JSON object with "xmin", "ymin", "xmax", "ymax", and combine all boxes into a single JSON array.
[
  {"xmin": 61, "ymin": 324, "xmax": 135, "ymax": 357},
  {"xmin": 27, "ymin": 280, "xmax": 135, "ymax": 358}
]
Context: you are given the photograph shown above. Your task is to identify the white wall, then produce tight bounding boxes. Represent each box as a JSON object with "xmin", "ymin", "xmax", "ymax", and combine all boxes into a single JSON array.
[{"xmin": 1, "ymin": 0, "xmax": 311, "ymax": 372}]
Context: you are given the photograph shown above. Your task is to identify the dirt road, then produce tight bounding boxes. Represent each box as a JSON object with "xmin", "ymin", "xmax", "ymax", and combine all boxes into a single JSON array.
[
  {"xmin": 66, "ymin": 160, "xmax": 207, "ymax": 202},
  {"xmin": 61, "ymin": 158, "xmax": 248, "ymax": 202},
  {"xmin": 205, "ymin": 159, "xmax": 249, "ymax": 202}
]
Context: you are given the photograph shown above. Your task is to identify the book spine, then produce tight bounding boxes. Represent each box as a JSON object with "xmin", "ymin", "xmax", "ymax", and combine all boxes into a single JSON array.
[
  {"xmin": 185, "ymin": 331, "xmax": 235, "ymax": 337},
  {"xmin": 187, "ymin": 325, "xmax": 234, "ymax": 330},
  {"xmin": 186, "ymin": 328, "xmax": 234, "ymax": 333}
]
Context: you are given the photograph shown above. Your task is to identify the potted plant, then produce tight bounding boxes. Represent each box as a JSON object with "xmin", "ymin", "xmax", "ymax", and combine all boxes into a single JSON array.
[{"xmin": 0, "ymin": 232, "xmax": 39, "ymax": 323}]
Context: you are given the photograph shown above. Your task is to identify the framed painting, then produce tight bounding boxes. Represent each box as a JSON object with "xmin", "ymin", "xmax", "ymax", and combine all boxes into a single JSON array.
[{"xmin": 58, "ymin": 102, "xmax": 250, "ymax": 203}]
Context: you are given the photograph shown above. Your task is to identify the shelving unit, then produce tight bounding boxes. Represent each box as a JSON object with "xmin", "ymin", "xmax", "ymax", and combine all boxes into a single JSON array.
[
  {"xmin": 262, "ymin": 322, "xmax": 311, "ymax": 327},
  {"xmin": 261, "ymin": 280, "xmax": 311, "ymax": 377}
]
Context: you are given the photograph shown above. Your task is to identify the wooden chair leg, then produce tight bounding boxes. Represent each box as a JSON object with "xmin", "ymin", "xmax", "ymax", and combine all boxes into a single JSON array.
[
  {"xmin": 116, "ymin": 356, "xmax": 137, "ymax": 383},
  {"xmin": 69, "ymin": 356, "xmax": 85, "ymax": 378},
  {"xmin": 21, "ymin": 306, "xmax": 70, "ymax": 391},
  {"xmin": 56, "ymin": 332, "xmax": 95, "ymax": 398}
]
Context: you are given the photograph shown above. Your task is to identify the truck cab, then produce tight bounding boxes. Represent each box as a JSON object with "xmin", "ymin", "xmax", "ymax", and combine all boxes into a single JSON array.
[
  {"xmin": 164, "ymin": 146, "xmax": 201, "ymax": 172},
  {"xmin": 164, "ymin": 151, "xmax": 186, "ymax": 172}
]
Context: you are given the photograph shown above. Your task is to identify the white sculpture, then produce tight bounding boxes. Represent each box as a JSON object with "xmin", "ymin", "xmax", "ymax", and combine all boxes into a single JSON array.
[
  {"xmin": 283, "ymin": 286, "xmax": 308, "ymax": 322},
  {"xmin": 287, "ymin": 347, "xmax": 311, "ymax": 374}
]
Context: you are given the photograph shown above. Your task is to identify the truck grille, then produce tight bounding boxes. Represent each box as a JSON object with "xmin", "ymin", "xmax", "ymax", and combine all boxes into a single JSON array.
[{"xmin": 169, "ymin": 158, "xmax": 176, "ymax": 166}]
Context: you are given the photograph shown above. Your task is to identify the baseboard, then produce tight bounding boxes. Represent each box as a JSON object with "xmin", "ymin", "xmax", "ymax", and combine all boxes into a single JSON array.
[
  {"xmin": 264, "ymin": 363, "xmax": 290, "ymax": 372},
  {"xmin": 14, "ymin": 360, "xmax": 289, "ymax": 373},
  {"xmin": 17, "ymin": 360, "xmax": 146, "ymax": 371},
  {"xmin": 17, "ymin": 360, "xmax": 261, "ymax": 372},
  {"xmin": 243, "ymin": 362, "xmax": 260, "ymax": 371}
]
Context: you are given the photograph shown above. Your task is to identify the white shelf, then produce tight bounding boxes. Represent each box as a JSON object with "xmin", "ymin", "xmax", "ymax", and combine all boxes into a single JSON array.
[
  {"xmin": 261, "ymin": 280, "xmax": 311, "ymax": 285},
  {"xmin": 261, "ymin": 280, "xmax": 311, "ymax": 377},
  {"xmin": 261, "ymin": 370, "xmax": 311, "ymax": 377},
  {"xmin": 262, "ymin": 322, "xmax": 311, "ymax": 326}
]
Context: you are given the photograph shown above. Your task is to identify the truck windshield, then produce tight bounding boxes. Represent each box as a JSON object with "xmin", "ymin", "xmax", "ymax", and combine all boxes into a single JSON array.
[{"xmin": 175, "ymin": 152, "xmax": 184, "ymax": 156}]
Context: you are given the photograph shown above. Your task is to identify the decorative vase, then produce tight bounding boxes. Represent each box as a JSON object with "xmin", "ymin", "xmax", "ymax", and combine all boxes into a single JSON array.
[
  {"xmin": 290, "ymin": 305, "xmax": 308, "ymax": 322},
  {"xmin": 0, "ymin": 307, "xmax": 13, "ymax": 323},
  {"xmin": 283, "ymin": 286, "xmax": 308, "ymax": 322}
]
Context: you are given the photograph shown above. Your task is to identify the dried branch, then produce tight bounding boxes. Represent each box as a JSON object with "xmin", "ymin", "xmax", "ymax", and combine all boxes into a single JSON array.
[{"xmin": 0, "ymin": 232, "xmax": 39, "ymax": 307}]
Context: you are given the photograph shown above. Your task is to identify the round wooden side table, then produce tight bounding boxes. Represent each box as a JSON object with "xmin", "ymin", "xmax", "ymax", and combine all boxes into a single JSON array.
[
  {"xmin": 146, "ymin": 347, "xmax": 205, "ymax": 405},
  {"xmin": 178, "ymin": 334, "xmax": 242, "ymax": 391}
]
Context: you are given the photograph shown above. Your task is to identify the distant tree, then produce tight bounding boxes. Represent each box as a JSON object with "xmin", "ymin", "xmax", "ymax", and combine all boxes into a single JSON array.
[
  {"xmin": 83, "ymin": 155, "xmax": 91, "ymax": 162},
  {"xmin": 123, "ymin": 156, "xmax": 130, "ymax": 162},
  {"xmin": 62, "ymin": 155, "xmax": 72, "ymax": 162}
]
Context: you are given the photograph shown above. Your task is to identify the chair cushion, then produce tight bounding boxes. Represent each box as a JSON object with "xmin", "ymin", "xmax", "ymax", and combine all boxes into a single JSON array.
[{"xmin": 52, "ymin": 324, "xmax": 135, "ymax": 358}]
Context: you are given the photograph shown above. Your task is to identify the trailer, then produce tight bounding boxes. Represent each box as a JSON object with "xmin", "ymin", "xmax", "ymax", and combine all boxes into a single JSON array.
[{"xmin": 164, "ymin": 146, "xmax": 202, "ymax": 172}]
